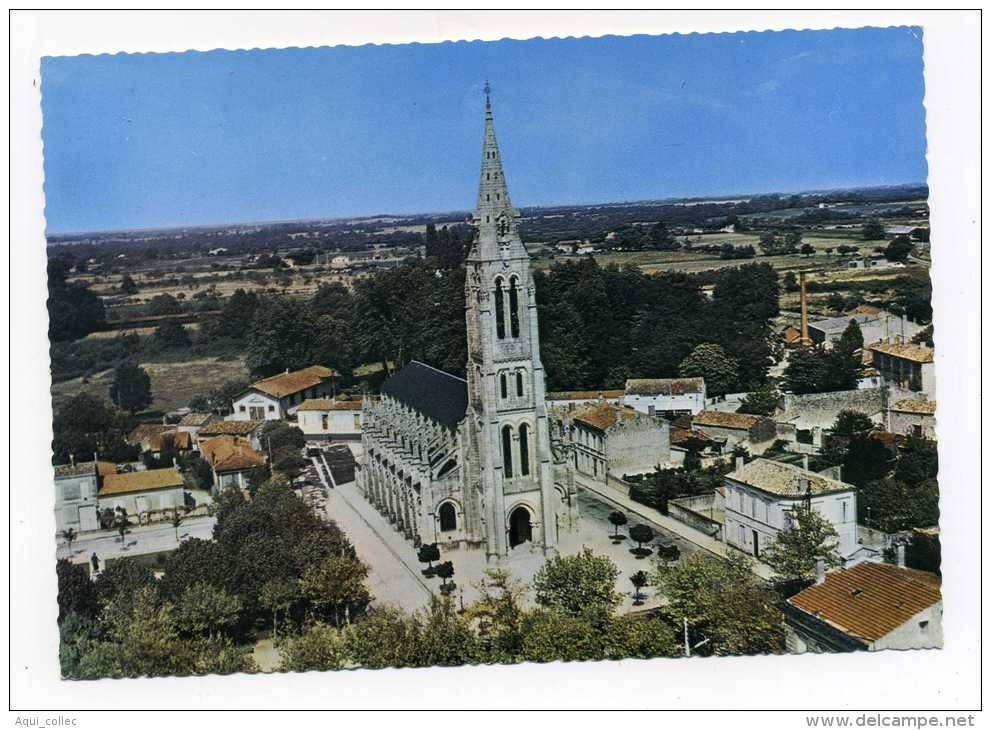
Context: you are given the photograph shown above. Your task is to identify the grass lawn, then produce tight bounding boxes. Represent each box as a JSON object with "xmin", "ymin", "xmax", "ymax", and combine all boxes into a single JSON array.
[{"xmin": 51, "ymin": 355, "xmax": 251, "ymax": 416}]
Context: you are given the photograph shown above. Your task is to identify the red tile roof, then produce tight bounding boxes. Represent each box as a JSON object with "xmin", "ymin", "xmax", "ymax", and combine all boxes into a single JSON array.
[
  {"xmin": 250, "ymin": 365, "xmax": 338, "ymax": 398},
  {"xmin": 788, "ymin": 562, "xmax": 941, "ymax": 643}
]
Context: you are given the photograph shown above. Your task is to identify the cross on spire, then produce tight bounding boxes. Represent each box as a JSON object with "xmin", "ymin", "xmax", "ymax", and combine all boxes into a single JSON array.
[{"xmin": 483, "ymin": 80, "xmax": 491, "ymax": 109}]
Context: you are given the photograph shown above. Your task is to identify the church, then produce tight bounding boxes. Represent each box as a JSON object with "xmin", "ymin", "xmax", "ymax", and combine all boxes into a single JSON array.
[{"xmin": 358, "ymin": 86, "xmax": 579, "ymax": 560}]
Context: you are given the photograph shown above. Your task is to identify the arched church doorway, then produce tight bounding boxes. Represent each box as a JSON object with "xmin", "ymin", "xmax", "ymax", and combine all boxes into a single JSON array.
[{"xmin": 508, "ymin": 506, "xmax": 532, "ymax": 548}]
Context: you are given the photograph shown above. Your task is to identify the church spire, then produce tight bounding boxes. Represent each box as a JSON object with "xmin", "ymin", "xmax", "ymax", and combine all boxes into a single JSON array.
[{"xmin": 474, "ymin": 82, "xmax": 519, "ymax": 246}]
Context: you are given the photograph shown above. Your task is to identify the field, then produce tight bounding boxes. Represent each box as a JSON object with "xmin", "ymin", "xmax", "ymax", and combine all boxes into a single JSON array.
[{"xmin": 51, "ymin": 355, "xmax": 250, "ymax": 416}]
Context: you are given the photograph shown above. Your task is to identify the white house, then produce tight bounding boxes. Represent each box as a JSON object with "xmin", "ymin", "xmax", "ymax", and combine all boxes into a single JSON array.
[
  {"xmin": 723, "ymin": 458, "xmax": 858, "ymax": 561},
  {"xmin": 564, "ymin": 401, "xmax": 671, "ymax": 482},
  {"xmin": 97, "ymin": 466, "xmax": 186, "ymax": 518},
  {"xmin": 624, "ymin": 377, "xmax": 707, "ymax": 416},
  {"xmin": 785, "ymin": 561, "xmax": 942, "ymax": 652},
  {"xmin": 869, "ymin": 340, "xmax": 935, "ymax": 397},
  {"xmin": 54, "ymin": 459, "xmax": 116, "ymax": 533},
  {"xmin": 231, "ymin": 365, "xmax": 339, "ymax": 421},
  {"xmin": 545, "ymin": 389, "xmax": 624, "ymax": 409},
  {"xmin": 296, "ymin": 398, "xmax": 364, "ymax": 440}
]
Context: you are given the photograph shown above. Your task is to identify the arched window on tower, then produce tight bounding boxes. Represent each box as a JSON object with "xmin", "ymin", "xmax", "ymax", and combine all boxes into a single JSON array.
[
  {"xmin": 519, "ymin": 424, "xmax": 530, "ymax": 476},
  {"xmin": 494, "ymin": 278, "xmax": 506, "ymax": 340},
  {"xmin": 500, "ymin": 373, "xmax": 508, "ymax": 400},
  {"xmin": 516, "ymin": 370, "xmax": 524, "ymax": 398},
  {"xmin": 439, "ymin": 502, "xmax": 457, "ymax": 532},
  {"xmin": 501, "ymin": 425, "xmax": 514, "ymax": 478},
  {"xmin": 509, "ymin": 276, "xmax": 521, "ymax": 338}
]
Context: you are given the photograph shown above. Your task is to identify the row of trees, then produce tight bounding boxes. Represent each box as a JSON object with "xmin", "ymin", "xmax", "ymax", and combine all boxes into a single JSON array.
[{"xmin": 782, "ymin": 320, "xmax": 864, "ymax": 395}]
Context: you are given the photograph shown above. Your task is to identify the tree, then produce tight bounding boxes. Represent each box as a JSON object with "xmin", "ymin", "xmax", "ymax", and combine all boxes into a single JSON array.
[
  {"xmin": 862, "ymin": 219, "xmax": 886, "ymax": 240},
  {"xmin": 262, "ymin": 422, "xmax": 306, "ymax": 452},
  {"xmin": 278, "ymin": 622, "xmax": 344, "ymax": 672},
  {"xmin": 885, "ymin": 235, "xmax": 915, "ymax": 262},
  {"xmin": 61, "ymin": 527, "xmax": 77, "ymax": 554},
  {"xmin": 208, "ymin": 379, "xmax": 249, "ymax": 415},
  {"xmin": 782, "ymin": 271, "xmax": 798, "ymax": 292},
  {"xmin": 758, "ymin": 229, "xmax": 782, "ymax": 255},
  {"xmin": 48, "ymin": 273, "xmax": 105, "ymax": 342},
  {"xmin": 762, "ymin": 503, "xmax": 843, "ymax": 585},
  {"xmin": 656, "ymin": 552, "xmax": 784, "ymax": 656},
  {"xmin": 630, "ymin": 570, "xmax": 649, "ymax": 605},
  {"xmin": 260, "ymin": 577, "xmax": 300, "ymax": 643},
  {"xmin": 119, "ymin": 274, "xmax": 139, "ymax": 295},
  {"xmin": 800, "ymin": 243, "xmax": 816, "ymax": 257},
  {"xmin": 113, "ymin": 507, "xmax": 130, "ymax": 545},
  {"xmin": 301, "ymin": 555, "xmax": 370, "ymax": 626},
  {"xmin": 629, "ymin": 524, "xmax": 655, "ymax": 557},
  {"xmin": 737, "ymin": 381, "xmax": 779, "ymax": 417},
  {"xmin": 176, "ymin": 582, "xmax": 243, "ymax": 638},
  {"xmin": 246, "ymin": 295, "xmax": 319, "ymax": 377},
  {"xmin": 607, "ymin": 511, "xmax": 628, "ymax": 540},
  {"xmin": 417, "ymin": 543, "xmax": 441, "ymax": 576},
  {"xmin": 57, "ymin": 558, "xmax": 98, "ymax": 623},
  {"xmin": 148, "ymin": 293, "xmax": 182, "ymax": 316},
  {"xmin": 463, "ymin": 568, "xmax": 527, "ymax": 662},
  {"xmin": 151, "ymin": 319, "xmax": 191, "ymax": 349},
  {"xmin": 434, "ymin": 561, "xmax": 456, "ymax": 594},
  {"xmin": 678, "ymin": 343, "xmax": 739, "ymax": 397},
  {"xmin": 171, "ymin": 508, "xmax": 184, "ymax": 542},
  {"xmin": 532, "ymin": 548, "xmax": 621, "ymax": 624},
  {"xmin": 109, "ymin": 363, "xmax": 152, "ymax": 413}
]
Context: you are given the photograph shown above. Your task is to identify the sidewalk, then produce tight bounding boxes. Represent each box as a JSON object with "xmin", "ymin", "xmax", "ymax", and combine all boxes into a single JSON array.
[
  {"xmin": 312, "ymin": 457, "xmax": 434, "ymax": 613},
  {"xmin": 575, "ymin": 475, "xmax": 773, "ymax": 581}
]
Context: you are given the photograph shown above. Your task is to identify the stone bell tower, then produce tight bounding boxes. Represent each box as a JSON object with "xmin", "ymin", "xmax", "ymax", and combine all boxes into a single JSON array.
[{"xmin": 464, "ymin": 83, "xmax": 558, "ymax": 560}]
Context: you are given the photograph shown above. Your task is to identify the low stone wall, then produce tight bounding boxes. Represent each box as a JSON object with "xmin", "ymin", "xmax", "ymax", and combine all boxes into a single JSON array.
[{"xmin": 668, "ymin": 494, "xmax": 724, "ymax": 541}]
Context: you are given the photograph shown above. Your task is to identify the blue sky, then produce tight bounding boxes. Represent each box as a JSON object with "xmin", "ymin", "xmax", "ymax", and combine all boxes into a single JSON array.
[{"xmin": 41, "ymin": 27, "xmax": 926, "ymax": 234}]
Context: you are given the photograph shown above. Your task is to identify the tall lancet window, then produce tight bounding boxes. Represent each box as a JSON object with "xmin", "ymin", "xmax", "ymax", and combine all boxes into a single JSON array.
[
  {"xmin": 501, "ymin": 425, "xmax": 514, "ymax": 478},
  {"xmin": 516, "ymin": 370, "xmax": 524, "ymax": 397},
  {"xmin": 519, "ymin": 424, "xmax": 530, "ymax": 476},
  {"xmin": 509, "ymin": 276, "xmax": 521, "ymax": 338},
  {"xmin": 494, "ymin": 278, "xmax": 506, "ymax": 340}
]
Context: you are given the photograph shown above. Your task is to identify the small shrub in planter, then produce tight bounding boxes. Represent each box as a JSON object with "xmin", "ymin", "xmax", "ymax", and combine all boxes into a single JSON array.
[
  {"xmin": 417, "ymin": 543, "xmax": 441, "ymax": 577},
  {"xmin": 629, "ymin": 524, "xmax": 655, "ymax": 559}
]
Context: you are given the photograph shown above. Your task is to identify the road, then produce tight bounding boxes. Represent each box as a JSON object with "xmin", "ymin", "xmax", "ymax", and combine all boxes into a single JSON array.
[{"xmin": 56, "ymin": 516, "xmax": 216, "ymax": 568}]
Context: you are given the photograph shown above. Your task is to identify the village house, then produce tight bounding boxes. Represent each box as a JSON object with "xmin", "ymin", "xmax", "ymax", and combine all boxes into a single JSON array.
[
  {"xmin": 807, "ymin": 311, "xmax": 922, "ymax": 350},
  {"xmin": 97, "ymin": 466, "xmax": 186, "ymax": 519},
  {"xmin": 176, "ymin": 412, "xmax": 218, "ymax": 439},
  {"xmin": 200, "ymin": 435, "xmax": 266, "ymax": 493},
  {"xmin": 563, "ymin": 401, "xmax": 671, "ymax": 483},
  {"xmin": 230, "ymin": 365, "xmax": 339, "ymax": 421},
  {"xmin": 784, "ymin": 560, "xmax": 942, "ymax": 653},
  {"xmin": 196, "ymin": 420, "xmax": 265, "ymax": 451},
  {"xmin": 296, "ymin": 398, "xmax": 364, "ymax": 441},
  {"xmin": 869, "ymin": 340, "xmax": 935, "ymax": 396},
  {"xmin": 723, "ymin": 457, "xmax": 858, "ymax": 561},
  {"xmin": 691, "ymin": 410, "xmax": 777, "ymax": 453},
  {"xmin": 623, "ymin": 377, "xmax": 707, "ymax": 416},
  {"xmin": 54, "ymin": 459, "xmax": 117, "ymax": 533},
  {"xmin": 886, "ymin": 397, "xmax": 937, "ymax": 439}
]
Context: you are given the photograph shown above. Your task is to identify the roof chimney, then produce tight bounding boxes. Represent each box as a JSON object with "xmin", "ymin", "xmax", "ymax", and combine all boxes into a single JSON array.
[
  {"xmin": 735, "ymin": 455, "xmax": 745, "ymax": 472},
  {"xmin": 897, "ymin": 543, "xmax": 906, "ymax": 568},
  {"xmin": 815, "ymin": 559, "xmax": 826, "ymax": 584},
  {"xmin": 802, "ymin": 454, "xmax": 809, "ymax": 470},
  {"xmin": 69, "ymin": 453, "xmax": 75, "ymax": 467}
]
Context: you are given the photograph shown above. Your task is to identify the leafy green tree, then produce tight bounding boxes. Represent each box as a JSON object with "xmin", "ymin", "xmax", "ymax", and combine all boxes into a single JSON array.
[
  {"xmin": 109, "ymin": 363, "xmax": 152, "ymax": 413},
  {"xmin": 885, "ymin": 235, "xmax": 915, "ymax": 262},
  {"xmin": 762, "ymin": 503, "xmax": 843, "ymax": 584},
  {"xmin": 151, "ymin": 319, "xmax": 191, "ymax": 349},
  {"xmin": 262, "ymin": 422, "xmax": 305, "ymax": 452},
  {"xmin": 782, "ymin": 271, "xmax": 798, "ymax": 292},
  {"xmin": 417, "ymin": 543, "xmax": 441, "ymax": 576},
  {"xmin": 177, "ymin": 582, "xmax": 243, "ymax": 638},
  {"xmin": 56, "ymin": 558, "xmax": 98, "ymax": 623},
  {"xmin": 737, "ymin": 382, "xmax": 780, "ymax": 416},
  {"xmin": 629, "ymin": 524, "xmax": 655, "ymax": 557},
  {"xmin": 61, "ymin": 527, "xmax": 77, "ymax": 554},
  {"xmin": 630, "ymin": 570, "xmax": 649, "ymax": 605},
  {"xmin": 463, "ymin": 568, "xmax": 527, "ymax": 662},
  {"xmin": 93, "ymin": 557, "xmax": 155, "ymax": 612},
  {"xmin": 119, "ymin": 274, "xmax": 139, "ymax": 295},
  {"xmin": 301, "ymin": 555, "xmax": 370, "ymax": 626},
  {"xmin": 903, "ymin": 532, "xmax": 941, "ymax": 576},
  {"xmin": 260, "ymin": 577, "xmax": 300, "ymax": 643},
  {"xmin": 48, "ymin": 271, "xmax": 105, "ymax": 342},
  {"xmin": 246, "ymin": 295, "xmax": 319, "ymax": 377},
  {"xmin": 434, "ymin": 561, "xmax": 456, "ymax": 593},
  {"xmin": 171, "ymin": 508, "xmax": 184, "ymax": 542},
  {"xmin": 862, "ymin": 219, "xmax": 886, "ymax": 240},
  {"xmin": 800, "ymin": 243, "xmax": 816, "ymax": 257},
  {"xmin": 278, "ymin": 622, "xmax": 345, "ymax": 672},
  {"xmin": 113, "ymin": 507, "xmax": 131, "ymax": 544},
  {"xmin": 678, "ymin": 343, "xmax": 739, "ymax": 397},
  {"xmin": 341, "ymin": 606, "xmax": 423, "ymax": 669},
  {"xmin": 655, "ymin": 552, "xmax": 784, "ymax": 656},
  {"xmin": 607, "ymin": 510, "xmax": 628, "ymax": 540},
  {"xmin": 208, "ymin": 379, "xmax": 249, "ymax": 416},
  {"xmin": 784, "ymin": 230, "xmax": 803, "ymax": 252},
  {"xmin": 532, "ymin": 548, "xmax": 621, "ymax": 624},
  {"xmin": 519, "ymin": 609, "xmax": 601, "ymax": 663}
]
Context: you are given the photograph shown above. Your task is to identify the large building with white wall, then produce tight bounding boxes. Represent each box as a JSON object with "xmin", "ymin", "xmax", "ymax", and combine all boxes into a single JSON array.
[{"xmin": 623, "ymin": 377, "xmax": 707, "ymax": 416}]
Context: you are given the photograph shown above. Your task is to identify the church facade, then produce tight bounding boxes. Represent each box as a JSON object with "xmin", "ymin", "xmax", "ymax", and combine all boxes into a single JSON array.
[{"xmin": 358, "ymin": 87, "xmax": 579, "ymax": 560}]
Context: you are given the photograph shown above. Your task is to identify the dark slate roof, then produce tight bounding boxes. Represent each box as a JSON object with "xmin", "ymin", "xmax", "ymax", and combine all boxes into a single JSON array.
[{"xmin": 381, "ymin": 361, "xmax": 468, "ymax": 431}]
